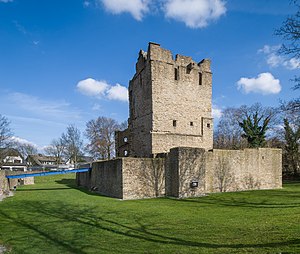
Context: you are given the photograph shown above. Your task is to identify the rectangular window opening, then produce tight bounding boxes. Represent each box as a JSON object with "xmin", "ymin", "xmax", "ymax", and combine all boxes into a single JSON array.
[
  {"xmin": 173, "ymin": 120, "xmax": 177, "ymax": 127},
  {"xmin": 199, "ymin": 72, "xmax": 202, "ymax": 85},
  {"xmin": 190, "ymin": 122, "xmax": 194, "ymax": 126},
  {"xmin": 139, "ymin": 74, "xmax": 143, "ymax": 86},
  {"xmin": 207, "ymin": 123, "xmax": 211, "ymax": 128},
  {"xmin": 175, "ymin": 68, "xmax": 178, "ymax": 80}
]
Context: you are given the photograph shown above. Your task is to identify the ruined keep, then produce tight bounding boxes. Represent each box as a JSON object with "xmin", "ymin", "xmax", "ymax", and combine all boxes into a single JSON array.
[
  {"xmin": 77, "ymin": 43, "xmax": 282, "ymax": 200},
  {"xmin": 116, "ymin": 42, "xmax": 213, "ymax": 158}
]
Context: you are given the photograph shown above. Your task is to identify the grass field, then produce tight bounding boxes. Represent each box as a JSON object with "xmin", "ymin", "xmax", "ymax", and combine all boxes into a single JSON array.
[{"xmin": 0, "ymin": 174, "xmax": 299, "ymax": 254}]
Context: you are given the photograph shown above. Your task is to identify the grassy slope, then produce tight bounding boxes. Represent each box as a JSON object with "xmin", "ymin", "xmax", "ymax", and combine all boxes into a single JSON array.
[{"xmin": 0, "ymin": 175, "xmax": 299, "ymax": 254}]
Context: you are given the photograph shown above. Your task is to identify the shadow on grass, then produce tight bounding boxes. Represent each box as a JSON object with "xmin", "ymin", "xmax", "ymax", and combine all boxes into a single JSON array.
[
  {"xmin": 0, "ymin": 200, "xmax": 299, "ymax": 253},
  {"xmin": 51, "ymin": 179, "xmax": 300, "ymax": 208},
  {"xmin": 172, "ymin": 195, "xmax": 300, "ymax": 209},
  {"xmin": 55, "ymin": 178, "xmax": 77, "ymax": 188},
  {"xmin": 17, "ymin": 188, "xmax": 72, "ymax": 192},
  {"xmin": 171, "ymin": 183, "xmax": 300, "ymax": 209},
  {"xmin": 55, "ymin": 178, "xmax": 103, "ymax": 197}
]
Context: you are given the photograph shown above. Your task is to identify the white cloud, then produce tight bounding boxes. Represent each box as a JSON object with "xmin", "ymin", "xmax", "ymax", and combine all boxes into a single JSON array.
[
  {"xmin": 77, "ymin": 78, "xmax": 128, "ymax": 102},
  {"xmin": 107, "ymin": 84, "xmax": 128, "ymax": 102},
  {"xmin": 259, "ymin": 44, "xmax": 300, "ymax": 70},
  {"xmin": 212, "ymin": 104, "xmax": 222, "ymax": 119},
  {"xmin": 10, "ymin": 136, "xmax": 37, "ymax": 147},
  {"xmin": 77, "ymin": 78, "xmax": 108, "ymax": 97},
  {"xmin": 101, "ymin": 0, "xmax": 149, "ymax": 21},
  {"xmin": 237, "ymin": 72, "xmax": 281, "ymax": 95},
  {"xmin": 163, "ymin": 0, "xmax": 226, "ymax": 28}
]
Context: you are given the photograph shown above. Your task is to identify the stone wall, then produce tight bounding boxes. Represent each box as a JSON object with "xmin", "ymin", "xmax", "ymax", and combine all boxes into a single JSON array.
[
  {"xmin": 77, "ymin": 158, "xmax": 165, "ymax": 200},
  {"xmin": 166, "ymin": 147, "xmax": 207, "ymax": 198},
  {"xmin": 76, "ymin": 168, "xmax": 92, "ymax": 189},
  {"xmin": 0, "ymin": 170, "xmax": 9, "ymax": 196},
  {"xmin": 77, "ymin": 147, "xmax": 282, "ymax": 200},
  {"xmin": 89, "ymin": 159, "xmax": 123, "ymax": 199},
  {"xmin": 122, "ymin": 158, "xmax": 165, "ymax": 199},
  {"xmin": 167, "ymin": 147, "xmax": 282, "ymax": 198},
  {"xmin": 4, "ymin": 171, "xmax": 35, "ymax": 189}
]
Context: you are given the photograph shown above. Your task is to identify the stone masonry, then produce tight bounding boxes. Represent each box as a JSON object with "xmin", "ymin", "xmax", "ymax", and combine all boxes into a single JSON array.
[
  {"xmin": 77, "ymin": 147, "xmax": 282, "ymax": 200},
  {"xmin": 116, "ymin": 42, "xmax": 213, "ymax": 158}
]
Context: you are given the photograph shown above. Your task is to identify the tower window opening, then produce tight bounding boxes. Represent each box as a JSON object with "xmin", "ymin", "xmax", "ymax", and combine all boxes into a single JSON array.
[
  {"xmin": 174, "ymin": 68, "xmax": 178, "ymax": 80},
  {"xmin": 207, "ymin": 123, "xmax": 211, "ymax": 128},
  {"xmin": 124, "ymin": 150, "xmax": 128, "ymax": 157},
  {"xmin": 173, "ymin": 120, "xmax": 177, "ymax": 127},
  {"xmin": 199, "ymin": 72, "xmax": 202, "ymax": 85},
  {"xmin": 139, "ymin": 74, "xmax": 143, "ymax": 86},
  {"xmin": 190, "ymin": 122, "xmax": 194, "ymax": 126}
]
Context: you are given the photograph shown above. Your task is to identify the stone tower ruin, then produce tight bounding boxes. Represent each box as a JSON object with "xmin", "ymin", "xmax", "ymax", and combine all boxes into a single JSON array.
[
  {"xmin": 116, "ymin": 42, "xmax": 213, "ymax": 158},
  {"xmin": 78, "ymin": 42, "xmax": 282, "ymax": 200}
]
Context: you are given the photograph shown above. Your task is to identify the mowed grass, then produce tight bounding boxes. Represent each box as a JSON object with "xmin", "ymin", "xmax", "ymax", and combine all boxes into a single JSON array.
[{"xmin": 0, "ymin": 175, "xmax": 299, "ymax": 254}]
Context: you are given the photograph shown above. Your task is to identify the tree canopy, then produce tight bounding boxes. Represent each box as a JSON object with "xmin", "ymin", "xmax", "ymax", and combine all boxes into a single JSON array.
[{"xmin": 239, "ymin": 112, "xmax": 271, "ymax": 148}]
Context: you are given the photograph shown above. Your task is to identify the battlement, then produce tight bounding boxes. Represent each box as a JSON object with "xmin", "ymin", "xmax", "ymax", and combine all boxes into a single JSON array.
[{"xmin": 136, "ymin": 42, "xmax": 211, "ymax": 74}]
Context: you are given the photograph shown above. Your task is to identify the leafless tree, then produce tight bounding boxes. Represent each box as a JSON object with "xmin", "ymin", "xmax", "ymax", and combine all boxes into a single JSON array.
[
  {"xmin": 276, "ymin": 0, "xmax": 300, "ymax": 111},
  {"xmin": 214, "ymin": 103, "xmax": 278, "ymax": 149},
  {"xmin": 118, "ymin": 121, "xmax": 128, "ymax": 131},
  {"xmin": 85, "ymin": 117, "xmax": 120, "ymax": 160},
  {"xmin": 61, "ymin": 125, "xmax": 83, "ymax": 165},
  {"xmin": 44, "ymin": 138, "xmax": 65, "ymax": 164},
  {"xmin": 214, "ymin": 107, "xmax": 246, "ymax": 149},
  {"xmin": 12, "ymin": 142, "xmax": 38, "ymax": 159},
  {"xmin": 0, "ymin": 115, "xmax": 13, "ymax": 164},
  {"xmin": 0, "ymin": 114, "xmax": 12, "ymax": 149}
]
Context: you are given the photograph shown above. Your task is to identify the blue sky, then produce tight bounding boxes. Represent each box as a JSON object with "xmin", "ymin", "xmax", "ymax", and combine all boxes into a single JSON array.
[{"xmin": 0, "ymin": 0, "xmax": 298, "ymax": 149}]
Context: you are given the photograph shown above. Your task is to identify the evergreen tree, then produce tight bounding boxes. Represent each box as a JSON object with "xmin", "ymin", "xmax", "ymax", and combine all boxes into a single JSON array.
[{"xmin": 239, "ymin": 112, "xmax": 271, "ymax": 148}]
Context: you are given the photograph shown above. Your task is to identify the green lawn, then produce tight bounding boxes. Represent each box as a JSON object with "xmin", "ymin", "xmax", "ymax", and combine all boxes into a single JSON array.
[{"xmin": 0, "ymin": 175, "xmax": 299, "ymax": 254}]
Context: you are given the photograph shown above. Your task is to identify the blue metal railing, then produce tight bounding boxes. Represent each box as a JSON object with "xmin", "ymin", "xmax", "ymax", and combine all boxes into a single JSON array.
[{"xmin": 5, "ymin": 168, "xmax": 91, "ymax": 179}]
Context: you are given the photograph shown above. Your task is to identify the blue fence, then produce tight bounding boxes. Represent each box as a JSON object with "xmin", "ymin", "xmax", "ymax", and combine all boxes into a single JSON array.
[{"xmin": 6, "ymin": 168, "xmax": 91, "ymax": 179}]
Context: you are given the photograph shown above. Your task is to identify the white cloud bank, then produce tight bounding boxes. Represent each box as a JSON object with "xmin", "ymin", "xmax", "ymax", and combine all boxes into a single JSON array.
[
  {"xmin": 99, "ymin": 0, "xmax": 226, "ymax": 28},
  {"xmin": 77, "ymin": 78, "xmax": 128, "ymax": 102},
  {"xmin": 164, "ymin": 0, "xmax": 226, "ymax": 28},
  {"xmin": 101, "ymin": 0, "xmax": 149, "ymax": 21},
  {"xmin": 10, "ymin": 136, "xmax": 37, "ymax": 147},
  {"xmin": 237, "ymin": 72, "xmax": 281, "ymax": 95},
  {"xmin": 259, "ymin": 45, "xmax": 300, "ymax": 70}
]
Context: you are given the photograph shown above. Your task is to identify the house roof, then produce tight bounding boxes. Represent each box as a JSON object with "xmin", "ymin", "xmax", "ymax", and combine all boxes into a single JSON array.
[
  {"xmin": 79, "ymin": 156, "xmax": 93, "ymax": 163},
  {"xmin": 0, "ymin": 148, "xmax": 22, "ymax": 157},
  {"xmin": 27, "ymin": 154, "xmax": 57, "ymax": 166}
]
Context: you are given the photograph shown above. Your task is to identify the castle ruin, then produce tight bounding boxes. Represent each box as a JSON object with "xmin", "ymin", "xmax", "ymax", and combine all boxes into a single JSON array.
[{"xmin": 77, "ymin": 42, "xmax": 282, "ymax": 200}]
